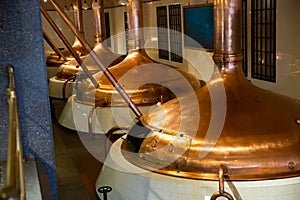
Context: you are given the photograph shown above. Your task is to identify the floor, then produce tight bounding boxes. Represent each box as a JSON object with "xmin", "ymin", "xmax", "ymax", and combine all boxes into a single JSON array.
[{"xmin": 51, "ymin": 100, "xmax": 104, "ymax": 200}]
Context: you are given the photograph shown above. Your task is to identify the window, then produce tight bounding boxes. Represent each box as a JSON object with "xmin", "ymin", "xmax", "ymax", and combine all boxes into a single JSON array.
[
  {"xmin": 104, "ymin": 12, "xmax": 111, "ymax": 47},
  {"xmin": 124, "ymin": 12, "xmax": 129, "ymax": 51},
  {"xmin": 242, "ymin": 0, "xmax": 248, "ymax": 76},
  {"xmin": 169, "ymin": 4, "xmax": 183, "ymax": 63},
  {"xmin": 251, "ymin": 0, "xmax": 276, "ymax": 82},
  {"xmin": 156, "ymin": 6, "xmax": 169, "ymax": 60},
  {"xmin": 183, "ymin": 4, "xmax": 214, "ymax": 50},
  {"xmin": 156, "ymin": 4, "xmax": 183, "ymax": 63}
]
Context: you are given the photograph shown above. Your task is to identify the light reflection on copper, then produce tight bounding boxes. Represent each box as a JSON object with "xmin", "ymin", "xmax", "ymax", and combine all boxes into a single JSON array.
[{"xmin": 122, "ymin": 0, "xmax": 300, "ymax": 181}]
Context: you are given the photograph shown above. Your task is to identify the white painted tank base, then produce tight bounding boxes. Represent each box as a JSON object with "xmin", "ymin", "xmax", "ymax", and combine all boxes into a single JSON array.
[
  {"xmin": 96, "ymin": 138, "xmax": 300, "ymax": 200},
  {"xmin": 48, "ymin": 76, "xmax": 75, "ymax": 99},
  {"xmin": 58, "ymin": 95, "xmax": 158, "ymax": 134}
]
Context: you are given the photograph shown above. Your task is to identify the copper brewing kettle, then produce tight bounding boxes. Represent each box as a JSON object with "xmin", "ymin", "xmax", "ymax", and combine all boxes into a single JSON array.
[
  {"xmin": 121, "ymin": 0, "xmax": 300, "ymax": 182},
  {"xmin": 74, "ymin": 0, "xmax": 202, "ymax": 108},
  {"xmin": 55, "ymin": 0, "xmax": 125, "ymax": 80},
  {"xmin": 46, "ymin": 0, "xmax": 89, "ymax": 68}
]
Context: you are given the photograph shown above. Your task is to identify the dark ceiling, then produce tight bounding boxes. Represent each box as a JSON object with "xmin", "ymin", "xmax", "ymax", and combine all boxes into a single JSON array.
[{"xmin": 42, "ymin": 0, "xmax": 159, "ymax": 10}]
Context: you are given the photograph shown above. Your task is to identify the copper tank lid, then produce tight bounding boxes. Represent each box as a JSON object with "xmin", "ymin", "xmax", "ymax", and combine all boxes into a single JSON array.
[
  {"xmin": 74, "ymin": 0, "xmax": 202, "ymax": 107},
  {"xmin": 55, "ymin": 43, "xmax": 125, "ymax": 80},
  {"xmin": 46, "ymin": 54, "xmax": 65, "ymax": 67},
  {"xmin": 121, "ymin": 0, "xmax": 300, "ymax": 181},
  {"xmin": 75, "ymin": 49, "xmax": 202, "ymax": 107}
]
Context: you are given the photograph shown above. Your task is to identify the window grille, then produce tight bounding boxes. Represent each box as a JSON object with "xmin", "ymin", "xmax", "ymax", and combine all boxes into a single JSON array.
[
  {"xmin": 105, "ymin": 12, "xmax": 111, "ymax": 47},
  {"xmin": 242, "ymin": 0, "xmax": 248, "ymax": 76},
  {"xmin": 124, "ymin": 12, "xmax": 129, "ymax": 52},
  {"xmin": 156, "ymin": 6, "xmax": 169, "ymax": 60},
  {"xmin": 251, "ymin": 0, "xmax": 276, "ymax": 82},
  {"xmin": 169, "ymin": 4, "xmax": 183, "ymax": 63},
  {"xmin": 156, "ymin": 4, "xmax": 183, "ymax": 63}
]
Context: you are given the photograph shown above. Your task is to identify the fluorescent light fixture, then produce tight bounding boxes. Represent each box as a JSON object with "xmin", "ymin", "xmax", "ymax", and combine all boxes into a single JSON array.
[{"xmin": 119, "ymin": 0, "xmax": 128, "ymax": 5}]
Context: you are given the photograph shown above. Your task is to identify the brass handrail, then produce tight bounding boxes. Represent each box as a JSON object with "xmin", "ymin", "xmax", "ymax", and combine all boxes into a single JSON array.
[{"xmin": 0, "ymin": 65, "xmax": 25, "ymax": 200}]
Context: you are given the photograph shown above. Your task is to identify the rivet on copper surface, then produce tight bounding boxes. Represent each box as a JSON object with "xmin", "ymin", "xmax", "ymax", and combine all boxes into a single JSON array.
[
  {"xmin": 151, "ymin": 139, "xmax": 157, "ymax": 149},
  {"xmin": 288, "ymin": 161, "xmax": 295, "ymax": 170},
  {"xmin": 296, "ymin": 119, "xmax": 300, "ymax": 125},
  {"xmin": 168, "ymin": 143, "xmax": 174, "ymax": 152}
]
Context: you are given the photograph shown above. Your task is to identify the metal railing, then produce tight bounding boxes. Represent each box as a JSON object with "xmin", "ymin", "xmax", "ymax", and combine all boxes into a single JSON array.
[{"xmin": 0, "ymin": 65, "xmax": 25, "ymax": 200}]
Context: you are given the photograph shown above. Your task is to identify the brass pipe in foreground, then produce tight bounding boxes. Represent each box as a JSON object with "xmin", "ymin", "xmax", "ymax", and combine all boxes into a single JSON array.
[
  {"xmin": 40, "ymin": 3, "xmax": 98, "ymax": 88},
  {"xmin": 48, "ymin": 0, "xmax": 143, "ymax": 118},
  {"xmin": 0, "ymin": 65, "xmax": 25, "ymax": 200},
  {"xmin": 43, "ymin": 30, "xmax": 68, "ymax": 62}
]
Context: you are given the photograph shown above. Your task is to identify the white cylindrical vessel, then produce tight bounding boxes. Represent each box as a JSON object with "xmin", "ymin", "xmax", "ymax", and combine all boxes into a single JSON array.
[
  {"xmin": 96, "ymin": 138, "xmax": 300, "ymax": 200},
  {"xmin": 58, "ymin": 95, "xmax": 158, "ymax": 133}
]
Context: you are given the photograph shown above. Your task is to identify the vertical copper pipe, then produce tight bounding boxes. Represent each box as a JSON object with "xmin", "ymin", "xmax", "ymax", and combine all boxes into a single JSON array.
[
  {"xmin": 49, "ymin": 0, "xmax": 143, "ymax": 118},
  {"xmin": 213, "ymin": 0, "xmax": 243, "ymax": 66},
  {"xmin": 43, "ymin": 30, "xmax": 68, "ymax": 62},
  {"xmin": 71, "ymin": 0, "xmax": 88, "ymax": 56},
  {"xmin": 126, "ymin": 0, "xmax": 144, "ymax": 50},
  {"xmin": 92, "ymin": 0, "xmax": 106, "ymax": 44},
  {"xmin": 40, "ymin": 3, "xmax": 98, "ymax": 88},
  {"xmin": 41, "ymin": 4, "xmax": 80, "ymax": 62},
  {"xmin": 73, "ymin": 0, "xmax": 84, "ymax": 35}
]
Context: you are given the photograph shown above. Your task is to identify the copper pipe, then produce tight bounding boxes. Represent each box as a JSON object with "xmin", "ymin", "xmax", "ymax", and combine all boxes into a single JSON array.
[
  {"xmin": 49, "ymin": 0, "xmax": 143, "ymax": 118},
  {"xmin": 72, "ymin": 0, "xmax": 85, "ymax": 51},
  {"xmin": 210, "ymin": 165, "xmax": 233, "ymax": 200},
  {"xmin": 122, "ymin": 0, "xmax": 300, "ymax": 181},
  {"xmin": 88, "ymin": 106, "xmax": 96, "ymax": 134},
  {"xmin": 40, "ymin": 4, "xmax": 81, "ymax": 64},
  {"xmin": 62, "ymin": 76, "xmax": 76, "ymax": 101},
  {"xmin": 40, "ymin": 3, "xmax": 98, "ymax": 88},
  {"xmin": 72, "ymin": 0, "xmax": 84, "ymax": 35},
  {"xmin": 213, "ymin": 0, "xmax": 243, "ymax": 66},
  {"xmin": 127, "ymin": 0, "xmax": 144, "ymax": 50},
  {"xmin": 43, "ymin": 30, "xmax": 68, "ymax": 62},
  {"xmin": 92, "ymin": 0, "xmax": 106, "ymax": 44},
  {"xmin": 0, "ymin": 65, "xmax": 25, "ymax": 200},
  {"xmin": 105, "ymin": 126, "xmax": 129, "ymax": 155}
]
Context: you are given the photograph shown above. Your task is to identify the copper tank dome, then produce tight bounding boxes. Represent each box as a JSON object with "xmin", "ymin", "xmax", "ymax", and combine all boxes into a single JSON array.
[
  {"xmin": 74, "ymin": 0, "xmax": 202, "ymax": 108},
  {"xmin": 121, "ymin": 0, "xmax": 300, "ymax": 181}
]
